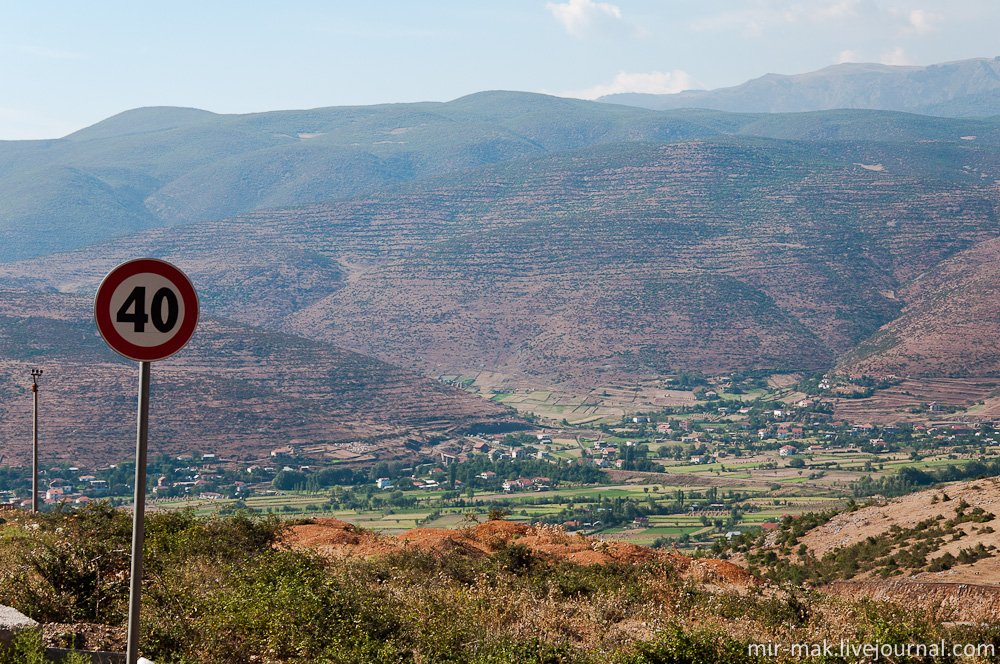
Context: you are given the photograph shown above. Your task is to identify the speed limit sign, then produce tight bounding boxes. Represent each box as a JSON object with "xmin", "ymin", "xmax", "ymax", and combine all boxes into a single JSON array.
[
  {"xmin": 94, "ymin": 258, "xmax": 199, "ymax": 362},
  {"xmin": 94, "ymin": 258, "xmax": 200, "ymax": 664}
]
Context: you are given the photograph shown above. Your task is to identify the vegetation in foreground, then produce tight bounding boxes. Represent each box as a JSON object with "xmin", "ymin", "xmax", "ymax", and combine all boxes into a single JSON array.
[{"xmin": 1, "ymin": 504, "xmax": 999, "ymax": 663}]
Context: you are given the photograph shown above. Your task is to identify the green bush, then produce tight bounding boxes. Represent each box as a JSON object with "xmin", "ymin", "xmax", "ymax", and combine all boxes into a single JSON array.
[
  {"xmin": 0, "ymin": 629, "xmax": 89, "ymax": 664},
  {"xmin": 3, "ymin": 504, "xmax": 998, "ymax": 664}
]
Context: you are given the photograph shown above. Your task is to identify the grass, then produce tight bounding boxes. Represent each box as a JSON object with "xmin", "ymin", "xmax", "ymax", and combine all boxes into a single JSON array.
[
  {"xmin": 144, "ymin": 448, "xmax": 993, "ymax": 559},
  {"xmin": 3, "ymin": 503, "xmax": 999, "ymax": 663}
]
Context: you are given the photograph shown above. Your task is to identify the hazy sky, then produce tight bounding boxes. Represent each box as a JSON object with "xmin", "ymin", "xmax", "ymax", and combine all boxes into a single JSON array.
[{"xmin": 1, "ymin": 0, "xmax": 997, "ymax": 140}]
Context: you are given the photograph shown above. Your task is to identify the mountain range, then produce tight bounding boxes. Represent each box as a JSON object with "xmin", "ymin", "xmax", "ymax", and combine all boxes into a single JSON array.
[
  {"xmin": 599, "ymin": 57, "xmax": 1000, "ymax": 116},
  {"xmin": 3, "ymin": 58, "xmax": 1000, "ymax": 463}
]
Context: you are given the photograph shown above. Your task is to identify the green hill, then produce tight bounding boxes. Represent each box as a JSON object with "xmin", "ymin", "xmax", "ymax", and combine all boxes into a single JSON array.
[
  {"xmin": 64, "ymin": 106, "xmax": 220, "ymax": 141},
  {"xmin": 3, "ymin": 93, "xmax": 999, "ymax": 262}
]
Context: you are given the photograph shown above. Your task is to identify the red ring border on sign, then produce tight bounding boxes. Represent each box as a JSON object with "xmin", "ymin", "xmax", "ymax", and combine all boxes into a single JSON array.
[{"xmin": 95, "ymin": 258, "xmax": 199, "ymax": 362}]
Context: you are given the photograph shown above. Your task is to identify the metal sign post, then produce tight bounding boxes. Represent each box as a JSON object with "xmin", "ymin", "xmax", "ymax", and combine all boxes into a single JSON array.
[
  {"xmin": 95, "ymin": 259, "xmax": 198, "ymax": 664},
  {"xmin": 126, "ymin": 361, "xmax": 151, "ymax": 664}
]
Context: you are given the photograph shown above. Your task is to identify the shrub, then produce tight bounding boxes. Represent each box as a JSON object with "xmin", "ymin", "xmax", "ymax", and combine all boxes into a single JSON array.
[{"xmin": 0, "ymin": 629, "xmax": 89, "ymax": 664}]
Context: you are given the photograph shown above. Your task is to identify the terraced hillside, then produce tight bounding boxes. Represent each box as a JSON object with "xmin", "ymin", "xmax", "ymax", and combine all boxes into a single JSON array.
[
  {"xmin": 5, "ymin": 127, "xmax": 1000, "ymax": 388},
  {"xmin": 0, "ymin": 93, "xmax": 740, "ymax": 262},
  {"xmin": 841, "ymin": 237, "xmax": 1000, "ymax": 379},
  {"xmin": 1, "ymin": 103, "xmax": 1000, "ymax": 400},
  {"xmin": 3, "ymin": 90, "xmax": 1000, "ymax": 264},
  {"xmin": 0, "ymin": 290, "xmax": 516, "ymax": 467}
]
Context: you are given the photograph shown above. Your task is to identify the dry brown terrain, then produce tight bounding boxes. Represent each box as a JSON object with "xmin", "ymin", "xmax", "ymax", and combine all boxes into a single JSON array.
[
  {"xmin": 825, "ymin": 579, "xmax": 1000, "ymax": 624},
  {"xmin": 0, "ymin": 289, "xmax": 517, "ymax": 467},
  {"xmin": 283, "ymin": 517, "xmax": 757, "ymax": 584},
  {"xmin": 841, "ymin": 237, "xmax": 1000, "ymax": 380},
  {"xmin": 791, "ymin": 480, "xmax": 1000, "ymax": 583},
  {"xmin": 1, "ymin": 139, "xmax": 998, "ymax": 391},
  {"xmin": 830, "ymin": 378, "xmax": 1000, "ymax": 423},
  {"xmin": 722, "ymin": 481, "xmax": 1000, "ymax": 622}
]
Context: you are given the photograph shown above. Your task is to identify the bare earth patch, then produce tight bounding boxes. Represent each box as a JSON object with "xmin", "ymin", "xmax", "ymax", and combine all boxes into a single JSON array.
[{"xmin": 283, "ymin": 518, "xmax": 757, "ymax": 585}]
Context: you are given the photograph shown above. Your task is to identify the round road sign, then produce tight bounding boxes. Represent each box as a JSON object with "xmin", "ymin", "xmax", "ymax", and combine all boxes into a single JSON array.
[{"xmin": 95, "ymin": 258, "xmax": 199, "ymax": 362}]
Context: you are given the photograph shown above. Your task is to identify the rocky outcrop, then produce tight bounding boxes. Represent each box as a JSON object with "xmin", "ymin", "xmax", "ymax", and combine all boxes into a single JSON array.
[{"xmin": 0, "ymin": 605, "xmax": 39, "ymax": 650}]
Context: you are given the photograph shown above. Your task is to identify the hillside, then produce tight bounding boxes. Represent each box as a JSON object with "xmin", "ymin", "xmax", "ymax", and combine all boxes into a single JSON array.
[
  {"xmin": 0, "ymin": 94, "xmax": 731, "ymax": 262},
  {"xmin": 0, "ymin": 289, "xmax": 516, "ymax": 467},
  {"xmin": 4, "ymin": 123, "xmax": 1000, "ymax": 388},
  {"xmin": 794, "ymin": 480, "xmax": 1000, "ymax": 585},
  {"xmin": 600, "ymin": 57, "xmax": 1000, "ymax": 116},
  {"xmin": 4, "ymin": 92, "xmax": 1000, "ymax": 264},
  {"xmin": 735, "ymin": 480, "xmax": 1000, "ymax": 623},
  {"xmin": 840, "ymin": 237, "xmax": 1000, "ymax": 379},
  {"xmin": 681, "ymin": 477, "xmax": 1000, "ymax": 631}
]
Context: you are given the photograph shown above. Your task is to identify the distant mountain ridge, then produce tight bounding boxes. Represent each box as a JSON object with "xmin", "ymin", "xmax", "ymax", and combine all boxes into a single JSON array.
[
  {"xmin": 0, "ymin": 94, "xmax": 712, "ymax": 262},
  {"xmin": 599, "ymin": 57, "xmax": 1000, "ymax": 116}
]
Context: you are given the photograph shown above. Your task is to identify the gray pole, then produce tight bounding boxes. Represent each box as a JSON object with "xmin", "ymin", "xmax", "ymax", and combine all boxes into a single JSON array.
[
  {"xmin": 30, "ymin": 369, "xmax": 42, "ymax": 513},
  {"xmin": 125, "ymin": 361, "xmax": 151, "ymax": 664}
]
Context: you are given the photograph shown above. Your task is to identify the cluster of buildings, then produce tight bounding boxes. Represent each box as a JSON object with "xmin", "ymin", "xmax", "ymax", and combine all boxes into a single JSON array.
[
  {"xmin": 500, "ymin": 476, "xmax": 551, "ymax": 492},
  {"xmin": 2, "ymin": 467, "xmax": 107, "ymax": 508},
  {"xmin": 470, "ymin": 432, "xmax": 554, "ymax": 461}
]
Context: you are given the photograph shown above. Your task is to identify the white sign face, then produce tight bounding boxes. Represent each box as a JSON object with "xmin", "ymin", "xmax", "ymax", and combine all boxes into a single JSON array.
[
  {"xmin": 107, "ymin": 272, "xmax": 190, "ymax": 347},
  {"xmin": 95, "ymin": 259, "xmax": 199, "ymax": 362}
]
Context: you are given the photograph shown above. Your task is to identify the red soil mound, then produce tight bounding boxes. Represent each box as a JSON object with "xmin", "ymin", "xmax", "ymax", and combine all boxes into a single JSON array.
[
  {"xmin": 471, "ymin": 520, "xmax": 532, "ymax": 538},
  {"xmin": 283, "ymin": 519, "xmax": 757, "ymax": 585},
  {"xmin": 467, "ymin": 519, "xmax": 534, "ymax": 550},
  {"xmin": 663, "ymin": 553, "xmax": 757, "ymax": 584},
  {"xmin": 282, "ymin": 519, "xmax": 361, "ymax": 547},
  {"xmin": 398, "ymin": 527, "xmax": 491, "ymax": 557}
]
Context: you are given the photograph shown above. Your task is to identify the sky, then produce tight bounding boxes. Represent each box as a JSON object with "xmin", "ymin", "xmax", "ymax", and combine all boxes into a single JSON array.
[{"xmin": 1, "ymin": 0, "xmax": 997, "ymax": 140}]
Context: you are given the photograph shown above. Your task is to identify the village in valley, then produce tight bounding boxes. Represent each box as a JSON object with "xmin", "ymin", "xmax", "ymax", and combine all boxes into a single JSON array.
[{"xmin": 5, "ymin": 370, "xmax": 995, "ymax": 556}]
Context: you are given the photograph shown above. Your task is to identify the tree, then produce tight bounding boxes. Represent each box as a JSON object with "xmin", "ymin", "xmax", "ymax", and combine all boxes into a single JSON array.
[{"xmin": 272, "ymin": 470, "xmax": 306, "ymax": 491}]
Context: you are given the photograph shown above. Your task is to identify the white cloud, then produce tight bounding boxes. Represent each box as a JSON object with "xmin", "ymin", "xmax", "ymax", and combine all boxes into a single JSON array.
[
  {"xmin": 815, "ymin": 0, "xmax": 863, "ymax": 20},
  {"xmin": 742, "ymin": 18, "xmax": 765, "ymax": 38},
  {"xmin": 694, "ymin": 1, "xmax": 935, "ymax": 37},
  {"xmin": 908, "ymin": 9, "xmax": 940, "ymax": 34},
  {"xmin": 560, "ymin": 70, "xmax": 701, "ymax": 100},
  {"xmin": 836, "ymin": 49, "xmax": 861, "ymax": 64},
  {"xmin": 545, "ymin": 0, "xmax": 637, "ymax": 40},
  {"xmin": 880, "ymin": 46, "xmax": 911, "ymax": 65}
]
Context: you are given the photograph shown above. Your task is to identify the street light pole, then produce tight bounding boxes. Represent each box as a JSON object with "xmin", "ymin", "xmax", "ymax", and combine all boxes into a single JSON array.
[{"xmin": 30, "ymin": 368, "xmax": 42, "ymax": 513}]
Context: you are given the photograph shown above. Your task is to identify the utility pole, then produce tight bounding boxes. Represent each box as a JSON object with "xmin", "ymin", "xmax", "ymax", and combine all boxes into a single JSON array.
[{"xmin": 30, "ymin": 368, "xmax": 42, "ymax": 513}]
